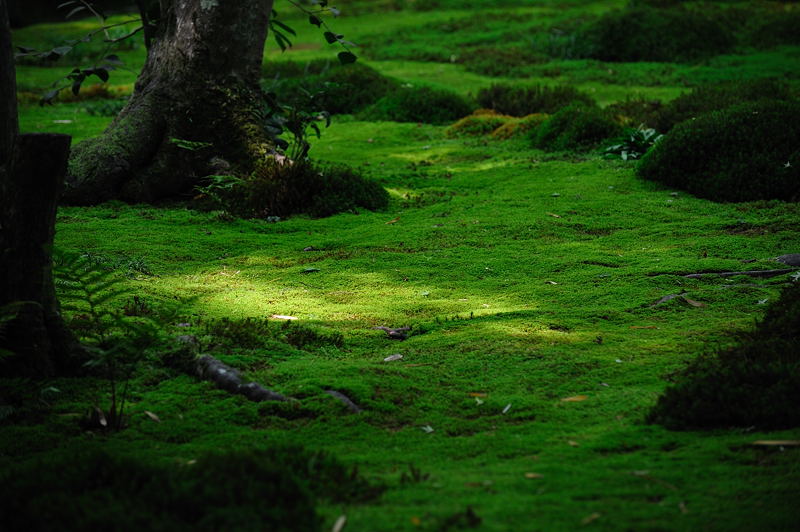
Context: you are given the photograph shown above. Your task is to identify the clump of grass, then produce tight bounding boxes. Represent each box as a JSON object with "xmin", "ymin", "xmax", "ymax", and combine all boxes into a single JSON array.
[
  {"xmin": 0, "ymin": 444, "xmax": 382, "ymax": 531},
  {"xmin": 578, "ymin": 6, "xmax": 734, "ymax": 62},
  {"xmin": 653, "ymin": 78, "xmax": 794, "ymax": 133},
  {"xmin": 476, "ymin": 83, "xmax": 594, "ymax": 117},
  {"xmin": 532, "ymin": 103, "xmax": 621, "ymax": 151},
  {"xmin": 648, "ymin": 282, "xmax": 800, "ymax": 430},
  {"xmin": 360, "ymin": 84, "xmax": 474, "ymax": 124},
  {"xmin": 637, "ymin": 100, "xmax": 800, "ymax": 202}
]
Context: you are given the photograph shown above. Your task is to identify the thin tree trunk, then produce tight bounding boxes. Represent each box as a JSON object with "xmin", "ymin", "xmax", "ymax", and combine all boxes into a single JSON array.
[
  {"xmin": 0, "ymin": 1, "xmax": 82, "ymax": 376},
  {"xmin": 63, "ymin": 0, "xmax": 276, "ymax": 205},
  {"xmin": 0, "ymin": 0, "xmax": 16, "ymax": 164}
]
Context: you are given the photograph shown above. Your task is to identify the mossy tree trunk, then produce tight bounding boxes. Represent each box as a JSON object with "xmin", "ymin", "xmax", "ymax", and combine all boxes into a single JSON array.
[
  {"xmin": 1, "ymin": 1, "xmax": 82, "ymax": 376},
  {"xmin": 63, "ymin": 0, "xmax": 276, "ymax": 205}
]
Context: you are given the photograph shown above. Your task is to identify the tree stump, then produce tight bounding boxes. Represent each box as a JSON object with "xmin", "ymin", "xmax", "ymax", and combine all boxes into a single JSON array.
[{"xmin": 0, "ymin": 133, "xmax": 81, "ymax": 376}]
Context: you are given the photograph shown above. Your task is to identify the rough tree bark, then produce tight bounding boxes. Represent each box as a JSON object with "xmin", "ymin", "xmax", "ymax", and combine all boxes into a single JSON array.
[
  {"xmin": 63, "ymin": 0, "xmax": 276, "ymax": 205},
  {"xmin": 0, "ymin": 0, "xmax": 82, "ymax": 376}
]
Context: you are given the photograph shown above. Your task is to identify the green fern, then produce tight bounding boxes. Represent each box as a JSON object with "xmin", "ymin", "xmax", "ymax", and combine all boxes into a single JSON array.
[{"xmin": 54, "ymin": 251, "xmax": 163, "ymax": 430}]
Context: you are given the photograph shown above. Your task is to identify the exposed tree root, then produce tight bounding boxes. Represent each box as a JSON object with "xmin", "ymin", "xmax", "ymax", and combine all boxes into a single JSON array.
[
  {"xmin": 195, "ymin": 354, "xmax": 287, "ymax": 402},
  {"xmin": 325, "ymin": 390, "xmax": 362, "ymax": 413}
]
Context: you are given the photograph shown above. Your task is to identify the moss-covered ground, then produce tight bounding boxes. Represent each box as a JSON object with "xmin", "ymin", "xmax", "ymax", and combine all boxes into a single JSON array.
[{"xmin": 5, "ymin": 1, "xmax": 800, "ymax": 530}]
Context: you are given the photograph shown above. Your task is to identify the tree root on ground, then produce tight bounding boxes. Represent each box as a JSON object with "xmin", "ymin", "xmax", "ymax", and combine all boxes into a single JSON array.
[{"xmin": 195, "ymin": 354, "xmax": 288, "ymax": 402}]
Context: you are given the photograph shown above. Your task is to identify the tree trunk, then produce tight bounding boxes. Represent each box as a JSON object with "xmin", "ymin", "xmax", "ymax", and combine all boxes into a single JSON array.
[
  {"xmin": 1, "ymin": 1, "xmax": 82, "ymax": 376},
  {"xmin": 63, "ymin": 0, "xmax": 276, "ymax": 205},
  {"xmin": 0, "ymin": 0, "xmax": 16, "ymax": 164}
]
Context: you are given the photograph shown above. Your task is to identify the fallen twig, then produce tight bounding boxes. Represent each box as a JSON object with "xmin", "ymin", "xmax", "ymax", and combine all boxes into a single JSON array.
[
  {"xmin": 372, "ymin": 326, "xmax": 411, "ymax": 340},
  {"xmin": 325, "ymin": 390, "xmax": 362, "ymax": 413},
  {"xmin": 683, "ymin": 268, "xmax": 796, "ymax": 279},
  {"xmin": 195, "ymin": 354, "xmax": 287, "ymax": 402}
]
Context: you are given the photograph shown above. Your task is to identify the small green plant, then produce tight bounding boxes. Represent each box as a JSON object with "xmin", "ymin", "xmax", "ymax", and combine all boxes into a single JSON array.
[
  {"xmin": 603, "ymin": 125, "xmax": 663, "ymax": 161},
  {"xmin": 400, "ymin": 463, "xmax": 431, "ymax": 485},
  {"xmin": 54, "ymin": 252, "xmax": 163, "ymax": 431},
  {"xmin": 476, "ymin": 83, "xmax": 594, "ymax": 117},
  {"xmin": 194, "ymin": 174, "xmax": 246, "ymax": 214}
]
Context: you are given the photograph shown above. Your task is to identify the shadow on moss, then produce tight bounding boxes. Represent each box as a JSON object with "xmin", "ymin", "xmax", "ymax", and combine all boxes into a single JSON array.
[
  {"xmin": 648, "ymin": 282, "xmax": 800, "ymax": 430},
  {"xmin": 0, "ymin": 444, "xmax": 383, "ymax": 531}
]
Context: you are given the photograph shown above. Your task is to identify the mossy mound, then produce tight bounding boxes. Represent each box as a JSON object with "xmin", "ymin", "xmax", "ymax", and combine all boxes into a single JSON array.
[
  {"xmin": 476, "ymin": 83, "xmax": 594, "ymax": 117},
  {"xmin": 446, "ymin": 110, "xmax": 513, "ymax": 138},
  {"xmin": 0, "ymin": 445, "xmax": 382, "ymax": 531},
  {"xmin": 459, "ymin": 46, "xmax": 547, "ymax": 77},
  {"xmin": 648, "ymin": 282, "xmax": 800, "ymax": 430},
  {"xmin": 747, "ymin": 11, "xmax": 800, "ymax": 49},
  {"xmin": 263, "ymin": 61, "xmax": 399, "ymax": 115},
  {"xmin": 360, "ymin": 85, "xmax": 474, "ymax": 124},
  {"xmin": 637, "ymin": 100, "xmax": 800, "ymax": 202},
  {"xmin": 532, "ymin": 104, "xmax": 621, "ymax": 151},
  {"xmin": 579, "ymin": 6, "xmax": 734, "ymax": 62},
  {"xmin": 198, "ymin": 161, "xmax": 389, "ymax": 219},
  {"xmin": 653, "ymin": 78, "xmax": 794, "ymax": 133},
  {"xmin": 491, "ymin": 113, "xmax": 550, "ymax": 140}
]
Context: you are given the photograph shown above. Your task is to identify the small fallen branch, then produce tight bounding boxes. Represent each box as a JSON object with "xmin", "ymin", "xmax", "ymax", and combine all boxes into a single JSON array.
[
  {"xmin": 650, "ymin": 293, "xmax": 706, "ymax": 308},
  {"xmin": 195, "ymin": 354, "xmax": 288, "ymax": 402},
  {"xmin": 325, "ymin": 390, "xmax": 362, "ymax": 413},
  {"xmin": 683, "ymin": 268, "xmax": 796, "ymax": 279},
  {"xmin": 372, "ymin": 326, "xmax": 411, "ymax": 340}
]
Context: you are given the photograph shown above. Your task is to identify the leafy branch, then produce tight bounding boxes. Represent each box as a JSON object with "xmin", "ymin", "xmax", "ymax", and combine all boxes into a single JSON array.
[{"xmin": 281, "ymin": 0, "xmax": 358, "ymax": 64}]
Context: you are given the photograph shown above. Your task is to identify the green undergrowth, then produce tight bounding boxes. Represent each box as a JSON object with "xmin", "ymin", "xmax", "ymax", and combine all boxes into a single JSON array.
[
  {"xmin": 4, "ymin": 116, "xmax": 799, "ymax": 530},
  {"xmin": 5, "ymin": 3, "xmax": 800, "ymax": 531}
]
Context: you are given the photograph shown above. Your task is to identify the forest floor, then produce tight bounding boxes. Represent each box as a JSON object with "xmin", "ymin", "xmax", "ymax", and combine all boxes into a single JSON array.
[{"xmin": 4, "ymin": 1, "xmax": 800, "ymax": 530}]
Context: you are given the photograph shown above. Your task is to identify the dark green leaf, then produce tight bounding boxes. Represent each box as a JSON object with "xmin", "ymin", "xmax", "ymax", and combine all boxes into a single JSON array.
[
  {"xmin": 324, "ymin": 31, "xmax": 338, "ymax": 44},
  {"xmin": 91, "ymin": 67, "xmax": 110, "ymax": 82},
  {"xmin": 71, "ymin": 75, "xmax": 85, "ymax": 95},
  {"xmin": 272, "ymin": 19, "xmax": 296, "ymax": 36},
  {"xmin": 309, "ymin": 15, "xmax": 322, "ymax": 27},
  {"xmin": 337, "ymin": 51, "xmax": 357, "ymax": 64}
]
